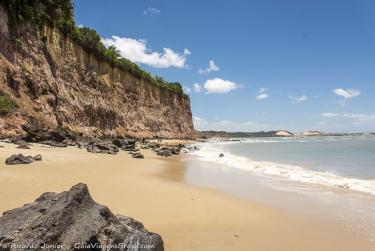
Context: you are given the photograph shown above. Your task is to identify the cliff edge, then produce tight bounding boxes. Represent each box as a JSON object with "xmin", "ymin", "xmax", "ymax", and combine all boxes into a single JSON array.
[{"xmin": 0, "ymin": 6, "xmax": 195, "ymax": 139}]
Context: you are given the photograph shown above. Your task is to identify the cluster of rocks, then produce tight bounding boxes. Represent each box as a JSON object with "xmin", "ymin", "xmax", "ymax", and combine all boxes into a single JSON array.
[
  {"xmin": 4, "ymin": 128, "xmax": 200, "ymax": 165},
  {"xmin": 86, "ymin": 141, "xmax": 119, "ymax": 154},
  {"xmin": 138, "ymin": 141, "xmax": 189, "ymax": 158},
  {"xmin": 154, "ymin": 145, "xmax": 183, "ymax": 157},
  {"xmin": 84, "ymin": 139, "xmax": 145, "ymax": 159},
  {"xmin": 5, "ymin": 153, "xmax": 42, "ymax": 165},
  {"xmin": 10, "ymin": 126, "xmax": 77, "ymax": 148},
  {"xmin": 0, "ymin": 183, "xmax": 164, "ymax": 251}
]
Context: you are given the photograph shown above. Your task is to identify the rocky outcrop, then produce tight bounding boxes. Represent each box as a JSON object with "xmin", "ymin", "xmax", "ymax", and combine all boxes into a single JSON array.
[
  {"xmin": 5, "ymin": 153, "xmax": 42, "ymax": 165},
  {"xmin": 0, "ymin": 183, "xmax": 164, "ymax": 250},
  {"xmin": 87, "ymin": 141, "xmax": 119, "ymax": 154},
  {"xmin": 0, "ymin": 6, "xmax": 195, "ymax": 139}
]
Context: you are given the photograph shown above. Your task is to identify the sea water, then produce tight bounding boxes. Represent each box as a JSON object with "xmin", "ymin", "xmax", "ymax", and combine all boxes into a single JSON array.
[
  {"xmin": 186, "ymin": 136, "xmax": 375, "ymax": 245},
  {"xmin": 190, "ymin": 135, "xmax": 375, "ymax": 196}
]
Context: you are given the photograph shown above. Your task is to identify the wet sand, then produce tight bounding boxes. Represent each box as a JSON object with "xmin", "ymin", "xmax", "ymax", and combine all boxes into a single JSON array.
[{"xmin": 0, "ymin": 142, "xmax": 372, "ymax": 251}]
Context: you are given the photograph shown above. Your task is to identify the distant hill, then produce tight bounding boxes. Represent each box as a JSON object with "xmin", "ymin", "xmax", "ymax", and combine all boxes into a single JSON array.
[
  {"xmin": 199, "ymin": 130, "xmax": 375, "ymax": 138},
  {"xmin": 199, "ymin": 130, "xmax": 294, "ymax": 138}
]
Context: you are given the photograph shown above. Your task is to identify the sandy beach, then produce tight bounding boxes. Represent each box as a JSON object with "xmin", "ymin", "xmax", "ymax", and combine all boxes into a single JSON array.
[{"xmin": 0, "ymin": 142, "xmax": 372, "ymax": 251}]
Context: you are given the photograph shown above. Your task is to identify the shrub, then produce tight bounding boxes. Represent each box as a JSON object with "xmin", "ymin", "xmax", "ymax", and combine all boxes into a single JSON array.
[{"xmin": 0, "ymin": 95, "xmax": 17, "ymax": 114}]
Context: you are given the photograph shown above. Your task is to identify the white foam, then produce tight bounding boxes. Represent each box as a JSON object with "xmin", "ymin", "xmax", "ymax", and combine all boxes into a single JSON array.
[{"xmin": 189, "ymin": 142, "xmax": 375, "ymax": 196}]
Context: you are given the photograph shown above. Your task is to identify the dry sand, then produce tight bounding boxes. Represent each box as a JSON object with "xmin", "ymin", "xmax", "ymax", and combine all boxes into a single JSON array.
[{"xmin": 0, "ymin": 142, "xmax": 371, "ymax": 251}]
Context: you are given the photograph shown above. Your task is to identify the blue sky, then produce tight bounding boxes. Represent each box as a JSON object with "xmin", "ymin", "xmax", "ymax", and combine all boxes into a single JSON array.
[{"xmin": 73, "ymin": 0, "xmax": 375, "ymax": 133}]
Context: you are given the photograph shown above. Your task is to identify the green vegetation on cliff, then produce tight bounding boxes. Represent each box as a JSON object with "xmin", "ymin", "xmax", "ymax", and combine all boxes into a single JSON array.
[
  {"xmin": 0, "ymin": 94, "xmax": 17, "ymax": 114},
  {"xmin": 2, "ymin": 0, "xmax": 186, "ymax": 96}
]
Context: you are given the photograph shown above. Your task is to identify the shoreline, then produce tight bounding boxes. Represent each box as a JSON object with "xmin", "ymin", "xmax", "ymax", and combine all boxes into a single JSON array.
[
  {"xmin": 191, "ymin": 137, "xmax": 375, "ymax": 196},
  {"xmin": 0, "ymin": 142, "xmax": 372, "ymax": 250}
]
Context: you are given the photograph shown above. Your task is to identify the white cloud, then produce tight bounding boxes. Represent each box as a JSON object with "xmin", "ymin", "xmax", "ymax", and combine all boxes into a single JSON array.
[
  {"xmin": 333, "ymin": 88, "xmax": 360, "ymax": 99},
  {"xmin": 333, "ymin": 88, "xmax": 361, "ymax": 105},
  {"xmin": 198, "ymin": 60, "xmax": 220, "ymax": 74},
  {"xmin": 342, "ymin": 113, "xmax": 375, "ymax": 121},
  {"xmin": 143, "ymin": 7, "xmax": 160, "ymax": 15},
  {"xmin": 289, "ymin": 95, "xmax": 307, "ymax": 103},
  {"xmin": 193, "ymin": 83, "xmax": 202, "ymax": 93},
  {"xmin": 183, "ymin": 86, "xmax": 191, "ymax": 94},
  {"xmin": 322, "ymin": 113, "xmax": 338, "ymax": 117},
  {"xmin": 193, "ymin": 117, "xmax": 274, "ymax": 132},
  {"xmin": 101, "ymin": 36, "xmax": 190, "ymax": 68},
  {"xmin": 256, "ymin": 88, "xmax": 269, "ymax": 100},
  {"xmin": 203, "ymin": 78, "xmax": 239, "ymax": 94},
  {"xmin": 256, "ymin": 93, "xmax": 268, "ymax": 100},
  {"xmin": 183, "ymin": 48, "xmax": 191, "ymax": 55},
  {"xmin": 321, "ymin": 113, "xmax": 375, "ymax": 127}
]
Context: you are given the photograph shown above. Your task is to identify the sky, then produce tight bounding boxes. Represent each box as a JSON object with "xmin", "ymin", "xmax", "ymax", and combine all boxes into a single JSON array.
[{"xmin": 73, "ymin": 0, "xmax": 375, "ymax": 133}]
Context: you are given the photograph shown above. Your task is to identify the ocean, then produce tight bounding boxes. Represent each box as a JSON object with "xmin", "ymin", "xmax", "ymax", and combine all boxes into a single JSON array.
[
  {"xmin": 185, "ymin": 135, "xmax": 375, "ymax": 244},
  {"xmin": 190, "ymin": 135, "xmax": 375, "ymax": 196}
]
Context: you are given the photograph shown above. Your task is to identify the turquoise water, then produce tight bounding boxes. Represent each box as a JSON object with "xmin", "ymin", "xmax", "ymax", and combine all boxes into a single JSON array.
[
  {"xmin": 228, "ymin": 136, "xmax": 375, "ymax": 179},
  {"xmin": 191, "ymin": 135, "xmax": 375, "ymax": 195},
  {"xmin": 187, "ymin": 135, "xmax": 375, "ymax": 245}
]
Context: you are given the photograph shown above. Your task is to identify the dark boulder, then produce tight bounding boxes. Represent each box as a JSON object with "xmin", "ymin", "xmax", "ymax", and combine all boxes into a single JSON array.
[
  {"xmin": 5, "ymin": 154, "xmax": 34, "ymax": 165},
  {"xmin": 21, "ymin": 126, "xmax": 76, "ymax": 146},
  {"xmin": 17, "ymin": 144, "xmax": 31, "ymax": 149},
  {"xmin": 113, "ymin": 139, "xmax": 136, "ymax": 148},
  {"xmin": 132, "ymin": 152, "xmax": 144, "ymax": 159},
  {"xmin": 155, "ymin": 148, "xmax": 173, "ymax": 157},
  {"xmin": 10, "ymin": 138, "xmax": 28, "ymax": 145},
  {"xmin": 147, "ymin": 142, "xmax": 160, "ymax": 150},
  {"xmin": 170, "ymin": 145, "xmax": 184, "ymax": 155},
  {"xmin": 76, "ymin": 140, "xmax": 91, "ymax": 149},
  {"xmin": 40, "ymin": 140, "xmax": 67, "ymax": 148},
  {"xmin": 87, "ymin": 141, "xmax": 119, "ymax": 154},
  {"xmin": 62, "ymin": 138, "xmax": 76, "ymax": 146},
  {"xmin": 0, "ymin": 183, "xmax": 164, "ymax": 251}
]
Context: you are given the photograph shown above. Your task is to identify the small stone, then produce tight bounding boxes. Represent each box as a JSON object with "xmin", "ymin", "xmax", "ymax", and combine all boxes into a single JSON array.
[
  {"xmin": 132, "ymin": 152, "xmax": 144, "ymax": 159},
  {"xmin": 33, "ymin": 154, "xmax": 42, "ymax": 161},
  {"xmin": 17, "ymin": 145, "xmax": 31, "ymax": 149}
]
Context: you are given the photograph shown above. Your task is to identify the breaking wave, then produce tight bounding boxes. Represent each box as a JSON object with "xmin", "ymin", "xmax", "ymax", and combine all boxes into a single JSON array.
[{"xmin": 189, "ymin": 142, "xmax": 375, "ymax": 196}]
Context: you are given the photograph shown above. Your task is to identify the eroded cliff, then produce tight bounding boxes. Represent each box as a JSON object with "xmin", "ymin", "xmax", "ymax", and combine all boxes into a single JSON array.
[{"xmin": 0, "ymin": 7, "xmax": 195, "ymax": 138}]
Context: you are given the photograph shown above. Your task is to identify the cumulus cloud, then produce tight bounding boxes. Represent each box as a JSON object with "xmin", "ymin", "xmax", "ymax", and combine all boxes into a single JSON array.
[
  {"xmin": 289, "ymin": 95, "xmax": 307, "ymax": 103},
  {"xmin": 193, "ymin": 117, "xmax": 274, "ymax": 132},
  {"xmin": 193, "ymin": 83, "xmax": 202, "ymax": 93},
  {"xmin": 203, "ymin": 78, "xmax": 239, "ymax": 94},
  {"xmin": 333, "ymin": 88, "xmax": 360, "ymax": 105},
  {"xmin": 198, "ymin": 60, "xmax": 220, "ymax": 75},
  {"xmin": 333, "ymin": 88, "xmax": 360, "ymax": 99},
  {"xmin": 256, "ymin": 88, "xmax": 269, "ymax": 100},
  {"xmin": 183, "ymin": 86, "xmax": 191, "ymax": 94},
  {"xmin": 143, "ymin": 7, "xmax": 160, "ymax": 15},
  {"xmin": 322, "ymin": 113, "xmax": 339, "ymax": 117},
  {"xmin": 256, "ymin": 93, "xmax": 268, "ymax": 100},
  {"xmin": 101, "ymin": 36, "xmax": 190, "ymax": 68}
]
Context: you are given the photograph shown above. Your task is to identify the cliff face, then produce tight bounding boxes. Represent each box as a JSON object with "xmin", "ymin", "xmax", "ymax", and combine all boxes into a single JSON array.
[{"xmin": 0, "ymin": 7, "xmax": 195, "ymax": 138}]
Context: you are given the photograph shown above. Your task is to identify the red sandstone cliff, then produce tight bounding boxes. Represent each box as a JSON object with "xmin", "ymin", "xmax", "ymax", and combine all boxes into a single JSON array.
[{"xmin": 0, "ymin": 7, "xmax": 195, "ymax": 139}]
